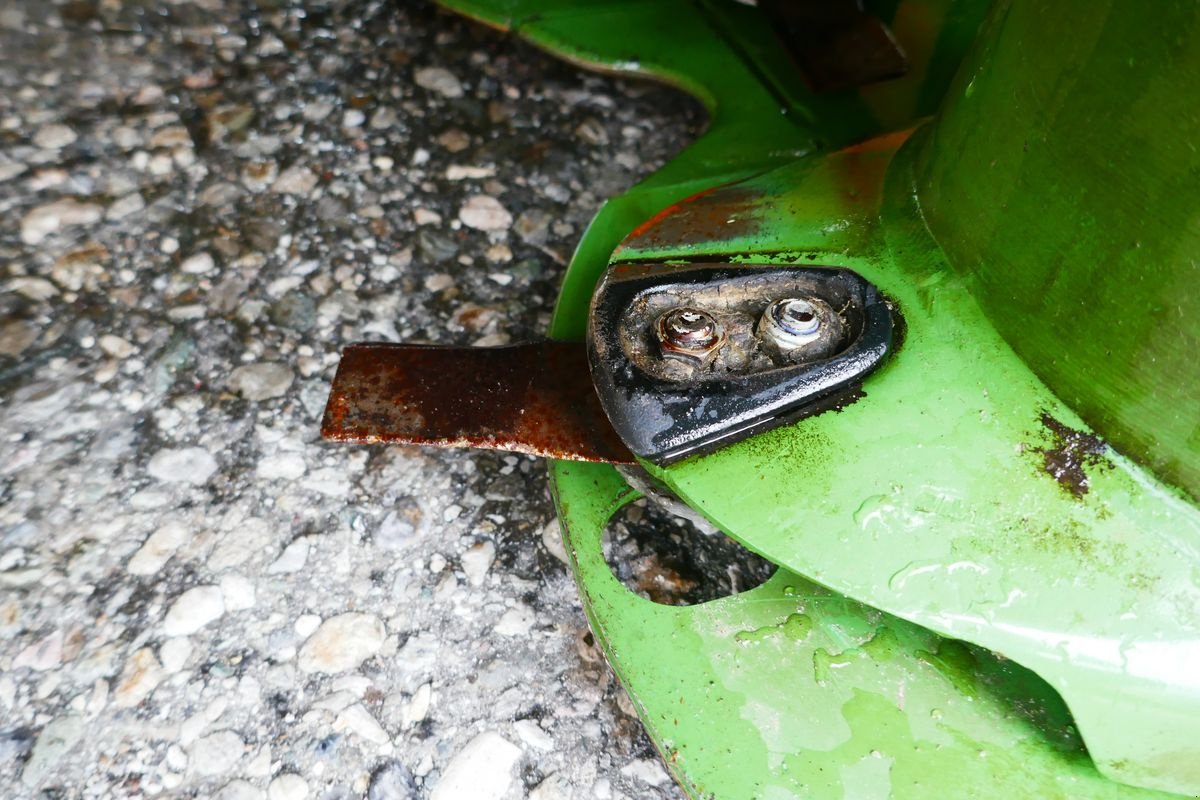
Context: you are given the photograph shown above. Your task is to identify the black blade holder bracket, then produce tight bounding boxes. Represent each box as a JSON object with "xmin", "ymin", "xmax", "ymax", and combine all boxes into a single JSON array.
[{"xmin": 587, "ymin": 263, "xmax": 898, "ymax": 465}]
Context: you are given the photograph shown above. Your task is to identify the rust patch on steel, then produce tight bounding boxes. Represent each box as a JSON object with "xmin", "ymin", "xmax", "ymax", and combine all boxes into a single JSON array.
[
  {"xmin": 617, "ymin": 186, "xmax": 765, "ymax": 254},
  {"xmin": 1033, "ymin": 412, "xmax": 1110, "ymax": 498},
  {"xmin": 321, "ymin": 341, "xmax": 635, "ymax": 464}
]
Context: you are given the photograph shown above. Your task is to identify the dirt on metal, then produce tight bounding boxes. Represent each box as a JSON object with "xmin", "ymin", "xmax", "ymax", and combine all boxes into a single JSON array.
[
  {"xmin": 1034, "ymin": 412, "xmax": 1110, "ymax": 498},
  {"xmin": 322, "ymin": 341, "xmax": 635, "ymax": 464}
]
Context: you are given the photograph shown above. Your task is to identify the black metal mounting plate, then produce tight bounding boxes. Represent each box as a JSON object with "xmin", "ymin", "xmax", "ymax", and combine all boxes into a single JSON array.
[{"xmin": 587, "ymin": 263, "xmax": 896, "ymax": 465}]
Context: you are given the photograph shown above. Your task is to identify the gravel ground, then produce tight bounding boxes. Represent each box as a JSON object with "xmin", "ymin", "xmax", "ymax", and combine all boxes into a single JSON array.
[{"xmin": 0, "ymin": 1, "xmax": 703, "ymax": 797}]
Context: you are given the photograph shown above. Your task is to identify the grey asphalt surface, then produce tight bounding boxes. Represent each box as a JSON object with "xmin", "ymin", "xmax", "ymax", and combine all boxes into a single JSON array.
[{"xmin": 0, "ymin": 1, "xmax": 702, "ymax": 797}]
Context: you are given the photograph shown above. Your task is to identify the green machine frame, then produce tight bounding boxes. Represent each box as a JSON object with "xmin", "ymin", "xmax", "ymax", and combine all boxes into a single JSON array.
[{"xmin": 433, "ymin": 1, "xmax": 1200, "ymax": 797}]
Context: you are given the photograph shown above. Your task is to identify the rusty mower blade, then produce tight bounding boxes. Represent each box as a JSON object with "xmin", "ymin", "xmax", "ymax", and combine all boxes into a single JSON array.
[{"xmin": 321, "ymin": 341, "xmax": 635, "ymax": 464}]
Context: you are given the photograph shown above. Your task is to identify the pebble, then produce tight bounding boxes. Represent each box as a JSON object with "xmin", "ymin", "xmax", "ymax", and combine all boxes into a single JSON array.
[
  {"xmin": 334, "ymin": 703, "xmax": 391, "ymax": 746},
  {"xmin": 620, "ymin": 759, "xmax": 671, "ymax": 787},
  {"xmin": 342, "ymin": 109, "xmax": 366, "ymax": 129},
  {"xmin": 257, "ymin": 452, "xmax": 307, "ymax": 480},
  {"xmin": 541, "ymin": 520, "xmax": 569, "ymax": 566},
  {"xmin": 494, "ymin": 605, "xmax": 535, "ymax": 636},
  {"xmin": 106, "ymin": 192, "xmax": 145, "ymax": 221},
  {"xmin": 429, "ymin": 731, "xmax": 521, "ymax": 800},
  {"xmin": 271, "ymin": 165, "xmax": 319, "ymax": 194},
  {"xmin": 294, "ymin": 614, "xmax": 321, "ymax": 637},
  {"xmin": 267, "ymin": 773, "xmax": 309, "ymax": 800},
  {"xmin": 401, "ymin": 683, "xmax": 431, "ymax": 729},
  {"xmin": 163, "ymin": 586, "xmax": 226, "ymax": 636},
  {"xmin": 220, "ymin": 573, "xmax": 257, "ymax": 610},
  {"xmin": 0, "ymin": 320, "xmax": 39, "ymax": 356},
  {"xmin": 33, "ymin": 123, "xmax": 77, "ymax": 149},
  {"xmin": 147, "ymin": 447, "xmax": 218, "ymax": 485},
  {"xmin": 189, "ymin": 730, "xmax": 245, "ymax": 776},
  {"xmin": 514, "ymin": 719, "xmax": 554, "ymax": 751},
  {"xmin": 181, "ymin": 252, "xmax": 216, "ymax": 274},
  {"xmin": 98, "ymin": 334, "xmax": 134, "ymax": 358},
  {"xmin": 7, "ymin": 276, "xmax": 59, "ymax": 301},
  {"xmin": 414, "ymin": 67, "xmax": 464, "ymax": 98},
  {"xmin": 160, "ymin": 638, "xmax": 192, "ymax": 673},
  {"xmin": 458, "ymin": 195, "xmax": 512, "ymax": 232},
  {"xmin": 267, "ymin": 537, "xmax": 310, "ymax": 573},
  {"xmin": 12, "ymin": 630, "xmax": 63, "ymax": 671},
  {"xmin": 127, "ymin": 520, "xmax": 190, "ymax": 575},
  {"xmin": 460, "ymin": 540, "xmax": 495, "ymax": 587},
  {"xmin": 21, "ymin": 716, "xmax": 85, "ymax": 788},
  {"xmin": 229, "ymin": 362, "xmax": 295, "ymax": 401},
  {"xmin": 20, "ymin": 199, "xmax": 104, "ymax": 245},
  {"xmin": 297, "ymin": 613, "xmax": 386, "ymax": 673}
]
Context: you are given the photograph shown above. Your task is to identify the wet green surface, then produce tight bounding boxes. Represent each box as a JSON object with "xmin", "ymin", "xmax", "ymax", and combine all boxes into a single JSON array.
[{"xmin": 443, "ymin": 0, "xmax": 1200, "ymax": 796}]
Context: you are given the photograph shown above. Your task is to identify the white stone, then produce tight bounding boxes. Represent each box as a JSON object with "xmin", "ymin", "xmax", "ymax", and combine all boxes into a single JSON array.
[
  {"xmin": 267, "ymin": 773, "xmax": 309, "ymax": 800},
  {"xmin": 106, "ymin": 192, "xmax": 145, "ymax": 221},
  {"xmin": 429, "ymin": 731, "xmax": 521, "ymax": 800},
  {"xmin": 160, "ymin": 637, "xmax": 192, "ymax": 673},
  {"xmin": 21, "ymin": 199, "xmax": 103, "ymax": 245},
  {"xmin": 619, "ymin": 758, "xmax": 671, "ymax": 787},
  {"xmin": 113, "ymin": 647, "xmax": 163, "ymax": 708},
  {"xmin": 303, "ymin": 101, "xmax": 333, "ymax": 121},
  {"xmin": 166, "ymin": 744, "xmax": 189, "ymax": 771},
  {"xmin": 513, "ymin": 719, "xmax": 554, "ymax": 752},
  {"xmin": 298, "ymin": 613, "xmax": 386, "ymax": 674},
  {"xmin": 294, "ymin": 614, "xmax": 321, "ymax": 637},
  {"xmin": 128, "ymin": 520, "xmax": 190, "ymax": 575},
  {"xmin": 181, "ymin": 252, "xmax": 215, "ymax": 274},
  {"xmin": 33, "ymin": 123, "xmax": 77, "ymax": 149},
  {"xmin": 147, "ymin": 447, "xmax": 218, "ymax": 485},
  {"xmin": 98, "ymin": 334, "xmax": 134, "ymax": 358},
  {"xmin": 256, "ymin": 452, "xmax": 306, "ymax": 480},
  {"xmin": 189, "ymin": 730, "xmax": 244, "ymax": 776},
  {"xmin": 541, "ymin": 519, "xmax": 569, "ymax": 565},
  {"xmin": 414, "ymin": 67, "xmax": 463, "ymax": 98},
  {"xmin": 401, "ymin": 683, "xmax": 431, "ymax": 729},
  {"xmin": 446, "ymin": 165, "xmax": 495, "ymax": 180},
  {"xmin": 12, "ymin": 630, "xmax": 63, "ymax": 671},
  {"xmin": 458, "ymin": 195, "xmax": 512, "ymax": 232},
  {"xmin": 495, "ymin": 605, "xmax": 535, "ymax": 636},
  {"xmin": 6, "ymin": 277, "xmax": 58, "ymax": 301},
  {"xmin": 163, "ymin": 586, "xmax": 225, "ymax": 636},
  {"xmin": 219, "ymin": 574, "xmax": 256, "ymax": 610},
  {"xmin": 271, "ymin": 165, "xmax": 319, "ymax": 195},
  {"xmin": 460, "ymin": 540, "xmax": 495, "ymax": 587},
  {"xmin": 229, "ymin": 362, "xmax": 294, "ymax": 401},
  {"xmin": 21, "ymin": 715, "xmax": 85, "ymax": 788},
  {"xmin": 334, "ymin": 703, "xmax": 391, "ymax": 746},
  {"xmin": 267, "ymin": 537, "xmax": 310, "ymax": 574},
  {"xmin": 208, "ymin": 517, "xmax": 272, "ymax": 570},
  {"xmin": 342, "ymin": 109, "xmax": 366, "ymax": 129},
  {"xmin": 413, "ymin": 208, "xmax": 441, "ymax": 226}
]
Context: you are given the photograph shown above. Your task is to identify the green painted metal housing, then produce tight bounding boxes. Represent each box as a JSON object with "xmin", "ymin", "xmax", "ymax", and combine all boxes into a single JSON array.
[{"xmin": 438, "ymin": 1, "xmax": 1200, "ymax": 797}]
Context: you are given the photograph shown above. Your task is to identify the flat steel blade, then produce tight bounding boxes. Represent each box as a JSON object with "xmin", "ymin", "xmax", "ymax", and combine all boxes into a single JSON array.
[{"xmin": 321, "ymin": 341, "xmax": 635, "ymax": 464}]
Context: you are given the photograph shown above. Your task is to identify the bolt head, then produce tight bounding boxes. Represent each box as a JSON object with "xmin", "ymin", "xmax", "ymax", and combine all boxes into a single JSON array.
[
  {"xmin": 656, "ymin": 307, "xmax": 723, "ymax": 357},
  {"xmin": 761, "ymin": 297, "xmax": 826, "ymax": 351}
]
